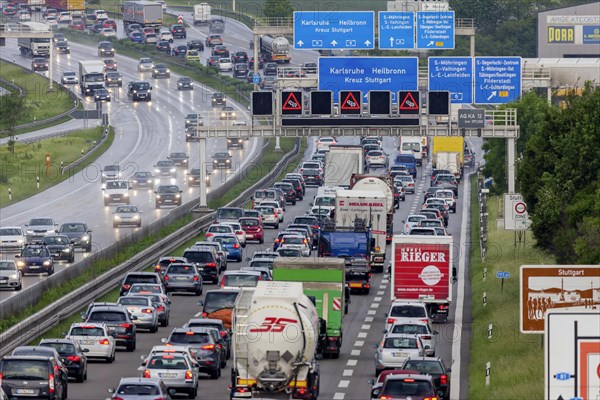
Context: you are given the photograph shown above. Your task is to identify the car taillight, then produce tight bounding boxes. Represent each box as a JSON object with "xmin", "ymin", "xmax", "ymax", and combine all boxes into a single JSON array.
[
  {"xmin": 48, "ymin": 373, "xmax": 55, "ymax": 394},
  {"xmin": 156, "ymin": 305, "xmax": 165, "ymax": 311},
  {"xmin": 206, "ymin": 233, "xmax": 214, "ymax": 237},
  {"xmin": 207, "ymin": 262, "xmax": 217, "ymax": 267},
  {"xmin": 143, "ymin": 369, "xmax": 151, "ymax": 378},
  {"xmin": 120, "ymin": 323, "xmax": 132, "ymax": 329},
  {"xmin": 274, "ymin": 213, "xmax": 278, "ymax": 218},
  {"xmin": 164, "ymin": 275, "xmax": 169, "ymax": 280},
  {"xmin": 0, "ymin": 372, "xmax": 3, "ymax": 385},
  {"xmin": 420, "ymin": 319, "xmax": 429, "ymax": 323},
  {"xmin": 236, "ymin": 231, "xmax": 244, "ymax": 235},
  {"xmin": 423, "ymin": 398, "xmax": 438, "ymax": 400},
  {"xmin": 193, "ymin": 276, "xmax": 199, "ymax": 281},
  {"xmin": 274, "ymin": 238, "xmax": 280, "ymax": 243},
  {"xmin": 201, "ymin": 312, "xmax": 208, "ymax": 317},
  {"xmin": 67, "ymin": 355, "xmax": 81, "ymax": 362},
  {"xmin": 387, "ymin": 318, "xmax": 396, "ymax": 324},
  {"xmin": 99, "ymin": 338, "xmax": 110, "ymax": 345},
  {"xmin": 233, "ymin": 244, "xmax": 240, "ymax": 249},
  {"xmin": 421, "ymin": 335, "xmax": 431, "ymax": 340},
  {"xmin": 185, "ymin": 370, "xmax": 193, "ymax": 379},
  {"xmin": 312, "ymin": 225, "xmax": 319, "ymax": 229},
  {"xmin": 440, "ymin": 374, "xmax": 448, "ymax": 385},
  {"xmin": 154, "ymin": 265, "xmax": 161, "ymax": 271},
  {"xmin": 220, "ymin": 331, "xmax": 227, "ymax": 337},
  {"xmin": 122, "ymin": 284, "xmax": 131, "ymax": 290},
  {"xmin": 201, "ymin": 344, "xmax": 215, "ymax": 350},
  {"xmin": 141, "ymin": 308, "xmax": 153, "ymax": 313},
  {"xmin": 295, "ymin": 388, "xmax": 308, "ymax": 396},
  {"xmin": 439, "ymin": 305, "xmax": 449, "ymax": 310}
]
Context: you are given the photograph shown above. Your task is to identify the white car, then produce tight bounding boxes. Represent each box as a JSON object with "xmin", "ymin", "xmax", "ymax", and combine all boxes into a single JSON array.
[
  {"xmin": 279, "ymin": 234, "xmax": 311, "ymax": 257},
  {"xmin": 44, "ymin": 16, "xmax": 58, "ymax": 27},
  {"xmin": 385, "ymin": 301, "xmax": 430, "ymax": 331},
  {"xmin": 66, "ymin": 322, "xmax": 116, "ymax": 362},
  {"xmin": 102, "ymin": 180, "xmax": 131, "ymax": 206},
  {"xmin": 402, "ymin": 214, "xmax": 427, "ymax": 234},
  {"xmin": 0, "ymin": 226, "xmax": 26, "ymax": 252},
  {"xmin": 159, "ymin": 30, "xmax": 173, "ymax": 42},
  {"xmin": 24, "ymin": 217, "xmax": 57, "ymax": 242},
  {"xmin": 365, "ymin": 150, "xmax": 389, "ymax": 168},
  {"xmin": 100, "ymin": 28, "xmax": 117, "ymax": 38},
  {"xmin": 387, "ymin": 322, "xmax": 438, "ymax": 357},
  {"xmin": 255, "ymin": 205, "xmax": 279, "ymax": 228},
  {"xmin": 141, "ymin": 345, "xmax": 197, "ymax": 369},
  {"xmin": 138, "ymin": 352, "xmax": 199, "ymax": 398},
  {"xmin": 375, "ymin": 333, "xmax": 425, "ymax": 376},
  {"xmin": 61, "ymin": 71, "xmax": 79, "ymax": 84},
  {"xmin": 395, "ymin": 175, "xmax": 415, "ymax": 194},
  {"xmin": 0, "ymin": 260, "xmax": 22, "ymax": 291},
  {"xmin": 220, "ymin": 270, "xmax": 260, "ymax": 290},
  {"xmin": 94, "ymin": 9, "xmax": 108, "ymax": 19},
  {"xmin": 117, "ymin": 295, "xmax": 158, "ymax": 332},
  {"xmin": 221, "ymin": 222, "xmax": 247, "ymax": 247},
  {"xmin": 257, "ymin": 200, "xmax": 283, "ymax": 222},
  {"xmin": 144, "ymin": 32, "xmax": 158, "ymax": 44},
  {"xmin": 308, "ymin": 206, "xmax": 334, "ymax": 218},
  {"xmin": 205, "ymin": 223, "xmax": 235, "ymax": 239},
  {"xmin": 316, "ymin": 136, "xmax": 336, "ymax": 150},
  {"xmin": 57, "ymin": 11, "xmax": 72, "ymax": 23},
  {"xmin": 218, "ymin": 57, "xmax": 233, "ymax": 72},
  {"xmin": 435, "ymin": 189, "xmax": 457, "ymax": 213}
]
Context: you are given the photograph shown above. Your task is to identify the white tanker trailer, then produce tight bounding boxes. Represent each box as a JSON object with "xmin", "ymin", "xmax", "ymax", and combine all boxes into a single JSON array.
[{"xmin": 231, "ymin": 281, "xmax": 320, "ymax": 399}]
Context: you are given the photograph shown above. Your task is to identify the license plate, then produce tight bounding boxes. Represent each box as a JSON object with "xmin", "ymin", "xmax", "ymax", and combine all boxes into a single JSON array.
[
  {"xmin": 159, "ymin": 373, "xmax": 177, "ymax": 378},
  {"xmin": 164, "ymin": 199, "xmax": 172, "ymax": 203},
  {"xmin": 0, "ymin": 279, "xmax": 7, "ymax": 283},
  {"xmin": 83, "ymin": 340, "xmax": 96, "ymax": 345},
  {"xmin": 349, "ymin": 283, "xmax": 362, "ymax": 288},
  {"xmin": 15, "ymin": 389, "xmax": 35, "ymax": 395},
  {"xmin": 176, "ymin": 276, "xmax": 188, "ymax": 280},
  {"xmin": 393, "ymin": 352, "xmax": 408, "ymax": 357},
  {"xmin": 197, "ymin": 268, "xmax": 204, "ymax": 271},
  {"xmin": 29, "ymin": 266, "xmax": 39, "ymax": 269}
]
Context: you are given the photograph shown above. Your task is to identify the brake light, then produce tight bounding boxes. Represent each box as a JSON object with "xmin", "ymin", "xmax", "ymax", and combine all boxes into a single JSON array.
[
  {"xmin": 185, "ymin": 331, "xmax": 195, "ymax": 335},
  {"xmin": 421, "ymin": 335, "xmax": 431, "ymax": 340},
  {"xmin": 387, "ymin": 318, "xmax": 396, "ymax": 324},
  {"xmin": 420, "ymin": 319, "xmax": 429, "ymax": 323},
  {"xmin": 141, "ymin": 308, "xmax": 153, "ymax": 314},
  {"xmin": 48, "ymin": 373, "xmax": 55, "ymax": 394},
  {"xmin": 156, "ymin": 305, "xmax": 165, "ymax": 311},
  {"xmin": 67, "ymin": 355, "xmax": 81, "ymax": 362},
  {"xmin": 154, "ymin": 265, "xmax": 161, "ymax": 271},
  {"xmin": 164, "ymin": 275, "xmax": 169, "ymax": 280},
  {"xmin": 295, "ymin": 388, "xmax": 307, "ymax": 396},
  {"xmin": 440, "ymin": 374, "xmax": 448, "ymax": 385},
  {"xmin": 404, "ymin": 378, "xmax": 415, "ymax": 382},
  {"xmin": 206, "ymin": 232, "xmax": 214, "ymax": 237},
  {"xmin": 312, "ymin": 225, "xmax": 319, "ymax": 229},
  {"xmin": 201, "ymin": 344, "xmax": 215, "ymax": 350},
  {"xmin": 206, "ymin": 262, "xmax": 217, "ymax": 267},
  {"xmin": 201, "ymin": 312, "xmax": 208, "ymax": 317},
  {"xmin": 439, "ymin": 305, "xmax": 449, "ymax": 310},
  {"xmin": 119, "ymin": 323, "xmax": 132, "ymax": 329},
  {"xmin": 143, "ymin": 369, "xmax": 151, "ymax": 378},
  {"xmin": 236, "ymin": 231, "xmax": 244, "ymax": 235},
  {"xmin": 193, "ymin": 276, "xmax": 199, "ymax": 281},
  {"xmin": 220, "ymin": 331, "xmax": 227, "ymax": 338},
  {"xmin": 122, "ymin": 284, "xmax": 131, "ymax": 290},
  {"xmin": 99, "ymin": 338, "xmax": 110, "ymax": 345},
  {"xmin": 274, "ymin": 238, "xmax": 280, "ymax": 243},
  {"xmin": 0, "ymin": 372, "xmax": 3, "ymax": 385},
  {"xmin": 236, "ymin": 387, "xmax": 249, "ymax": 393},
  {"xmin": 303, "ymin": 239, "xmax": 307, "ymax": 244},
  {"xmin": 423, "ymin": 398, "xmax": 438, "ymax": 400},
  {"xmin": 185, "ymin": 370, "xmax": 193, "ymax": 379},
  {"xmin": 233, "ymin": 244, "xmax": 240, "ymax": 249}
]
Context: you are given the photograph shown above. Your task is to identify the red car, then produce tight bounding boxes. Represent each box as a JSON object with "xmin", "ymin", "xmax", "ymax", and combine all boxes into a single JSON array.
[
  {"xmin": 239, "ymin": 217, "xmax": 264, "ymax": 244},
  {"xmin": 69, "ymin": 20, "xmax": 85, "ymax": 30},
  {"xmin": 103, "ymin": 19, "xmax": 117, "ymax": 29}
]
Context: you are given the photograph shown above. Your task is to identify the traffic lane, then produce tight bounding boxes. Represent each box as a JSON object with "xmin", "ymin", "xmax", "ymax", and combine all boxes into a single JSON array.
[{"xmin": 69, "ymin": 185, "xmax": 323, "ymax": 400}]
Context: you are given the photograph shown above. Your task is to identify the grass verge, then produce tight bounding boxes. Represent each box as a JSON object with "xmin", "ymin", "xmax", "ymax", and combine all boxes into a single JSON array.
[
  {"xmin": 0, "ymin": 127, "xmax": 113, "ymax": 207},
  {"xmin": 0, "ymin": 60, "xmax": 73, "ymax": 131},
  {"xmin": 467, "ymin": 175, "xmax": 554, "ymax": 399}
]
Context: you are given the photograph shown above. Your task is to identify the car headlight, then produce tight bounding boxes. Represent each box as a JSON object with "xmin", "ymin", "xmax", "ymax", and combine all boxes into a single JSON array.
[
  {"xmin": 16, "ymin": 261, "xmax": 25, "ymax": 268},
  {"xmin": 226, "ymin": 160, "xmax": 231, "ymax": 163},
  {"xmin": 154, "ymin": 168, "xmax": 160, "ymax": 173},
  {"xmin": 123, "ymin": 193, "xmax": 129, "ymax": 197},
  {"xmin": 9, "ymin": 273, "xmax": 18, "ymax": 279},
  {"xmin": 63, "ymin": 248, "xmax": 70, "ymax": 252},
  {"xmin": 175, "ymin": 194, "xmax": 181, "ymax": 198},
  {"xmin": 146, "ymin": 179, "xmax": 152, "ymax": 183},
  {"xmin": 113, "ymin": 215, "xmax": 121, "ymax": 221},
  {"xmin": 43, "ymin": 260, "xmax": 51, "ymax": 266},
  {"xmin": 170, "ymin": 168, "xmax": 176, "ymax": 173},
  {"xmin": 104, "ymin": 193, "xmax": 110, "ymax": 198},
  {"xmin": 17, "ymin": 239, "xmax": 24, "ymax": 244},
  {"xmin": 82, "ymin": 235, "xmax": 90, "ymax": 242},
  {"xmin": 156, "ymin": 194, "xmax": 161, "ymax": 199},
  {"xmin": 26, "ymin": 230, "xmax": 34, "ymax": 235},
  {"xmin": 166, "ymin": 69, "xmax": 170, "ymax": 73},
  {"xmin": 132, "ymin": 215, "xmax": 140, "ymax": 220}
]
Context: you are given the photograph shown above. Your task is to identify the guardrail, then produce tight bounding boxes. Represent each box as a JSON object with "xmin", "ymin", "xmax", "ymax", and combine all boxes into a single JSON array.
[
  {"xmin": 0, "ymin": 77, "xmax": 24, "ymax": 97},
  {"xmin": 477, "ymin": 168, "xmax": 488, "ymax": 261},
  {"xmin": 0, "ymin": 139, "xmax": 301, "ymax": 357}
]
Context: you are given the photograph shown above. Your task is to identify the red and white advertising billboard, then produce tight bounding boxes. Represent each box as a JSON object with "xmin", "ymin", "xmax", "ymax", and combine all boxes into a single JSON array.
[{"xmin": 391, "ymin": 235, "xmax": 453, "ymax": 302}]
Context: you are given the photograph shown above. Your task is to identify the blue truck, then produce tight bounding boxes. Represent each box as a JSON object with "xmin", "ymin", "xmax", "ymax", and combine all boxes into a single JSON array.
[
  {"xmin": 394, "ymin": 154, "xmax": 417, "ymax": 178},
  {"xmin": 317, "ymin": 227, "xmax": 374, "ymax": 260}
]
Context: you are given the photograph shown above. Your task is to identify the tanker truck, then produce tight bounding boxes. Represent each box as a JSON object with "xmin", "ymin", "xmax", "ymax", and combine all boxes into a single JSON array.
[
  {"xmin": 231, "ymin": 281, "xmax": 320, "ymax": 399},
  {"xmin": 259, "ymin": 35, "xmax": 291, "ymax": 64}
]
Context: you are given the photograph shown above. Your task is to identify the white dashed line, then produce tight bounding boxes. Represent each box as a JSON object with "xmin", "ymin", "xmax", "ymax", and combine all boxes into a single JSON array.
[
  {"xmin": 377, "ymin": 290, "xmax": 385, "ymax": 296},
  {"xmin": 358, "ymin": 332, "xmax": 367, "ymax": 338},
  {"xmin": 367, "ymin": 310, "xmax": 376, "ymax": 315},
  {"xmin": 370, "ymin": 303, "xmax": 379, "ymax": 308},
  {"xmin": 343, "ymin": 369, "xmax": 354, "ymax": 376},
  {"xmin": 354, "ymin": 340, "xmax": 364, "ymax": 347},
  {"xmin": 381, "ymin": 279, "xmax": 389, "ymax": 284},
  {"xmin": 338, "ymin": 380, "xmax": 350, "ymax": 388},
  {"xmin": 347, "ymin": 359, "xmax": 358, "ymax": 366},
  {"xmin": 351, "ymin": 349, "xmax": 361, "ymax": 356},
  {"xmin": 365, "ymin": 316, "xmax": 374, "ymax": 322},
  {"xmin": 374, "ymin": 296, "xmax": 382, "ymax": 302},
  {"xmin": 361, "ymin": 324, "xmax": 371, "ymax": 330},
  {"xmin": 333, "ymin": 392, "xmax": 345, "ymax": 399}
]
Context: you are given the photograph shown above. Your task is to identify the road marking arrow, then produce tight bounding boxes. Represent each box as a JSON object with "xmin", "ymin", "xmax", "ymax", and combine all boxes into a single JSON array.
[
  {"xmin": 331, "ymin": 40, "xmax": 338, "ymax": 46},
  {"xmin": 296, "ymin": 40, "xmax": 304, "ymax": 46},
  {"xmin": 487, "ymin": 91, "xmax": 497, "ymax": 101}
]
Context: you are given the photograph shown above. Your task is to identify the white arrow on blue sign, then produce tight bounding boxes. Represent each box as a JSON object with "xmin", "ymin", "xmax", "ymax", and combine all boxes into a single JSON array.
[
  {"xmin": 293, "ymin": 11, "xmax": 375, "ymax": 50},
  {"xmin": 416, "ymin": 11, "xmax": 455, "ymax": 49},
  {"xmin": 496, "ymin": 271, "xmax": 510, "ymax": 279},
  {"xmin": 475, "ymin": 57, "xmax": 522, "ymax": 104},
  {"xmin": 428, "ymin": 57, "xmax": 473, "ymax": 104},
  {"xmin": 378, "ymin": 12, "xmax": 415, "ymax": 49}
]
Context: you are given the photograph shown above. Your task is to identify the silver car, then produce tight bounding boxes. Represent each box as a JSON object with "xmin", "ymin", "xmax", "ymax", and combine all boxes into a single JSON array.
[
  {"xmin": 24, "ymin": 217, "xmax": 57, "ymax": 242},
  {"xmin": 163, "ymin": 263, "xmax": 202, "ymax": 295},
  {"xmin": 135, "ymin": 293, "xmax": 171, "ymax": 327},
  {"xmin": 375, "ymin": 333, "xmax": 425, "ymax": 376},
  {"xmin": 387, "ymin": 322, "xmax": 438, "ymax": 357},
  {"xmin": 138, "ymin": 352, "xmax": 198, "ymax": 398},
  {"xmin": 137, "ymin": 57, "xmax": 154, "ymax": 72},
  {"xmin": 117, "ymin": 296, "xmax": 158, "ymax": 332},
  {"xmin": 109, "ymin": 377, "xmax": 175, "ymax": 399},
  {"xmin": 0, "ymin": 226, "xmax": 26, "ymax": 252},
  {"xmin": 0, "ymin": 261, "xmax": 22, "ymax": 291}
]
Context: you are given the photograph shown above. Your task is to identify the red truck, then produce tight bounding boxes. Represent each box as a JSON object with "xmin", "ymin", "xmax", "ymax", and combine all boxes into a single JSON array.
[{"xmin": 390, "ymin": 235, "xmax": 454, "ymax": 323}]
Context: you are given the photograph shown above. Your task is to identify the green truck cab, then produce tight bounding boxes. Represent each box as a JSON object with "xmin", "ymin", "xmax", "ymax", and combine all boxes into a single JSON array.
[{"xmin": 272, "ymin": 257, "xmax": 348, "ymax": 359}]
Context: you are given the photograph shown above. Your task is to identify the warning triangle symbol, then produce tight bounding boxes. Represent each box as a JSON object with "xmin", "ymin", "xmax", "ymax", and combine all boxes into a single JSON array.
[
  {"xmin": 341, "ymin": 92, "xmax": 360, "ymax": 110},
  {"xmin": 282, "ymin": 92, "xmax": 302, "ymax": 111},
  {"xmin": 400, "ymin": 92, "xmax": 419, "ymax": 110}
]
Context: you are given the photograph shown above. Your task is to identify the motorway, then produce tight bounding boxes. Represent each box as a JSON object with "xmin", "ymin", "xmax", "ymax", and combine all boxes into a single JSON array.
[{"xmin": 51, "ymin": 135, "xmax": 483, "ymax": 400}]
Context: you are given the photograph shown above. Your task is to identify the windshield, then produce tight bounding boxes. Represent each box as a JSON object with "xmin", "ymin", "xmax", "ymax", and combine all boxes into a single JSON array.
[
  {"xmin": 158, "ymin": 186, "xmax": 179, "ymax": 194},
  {"xmin": 208, "ymin": 226, "xmax": 233, "ymax": 233},
  {"xmin": 203, "ymin": 292, "xmax": 238, "ymax": 313},
  {"xmin": 314, "ymin": 197, "xmax": 335, "ymax": 207},
  {"xmin": 118, "ymin": 297, "xmax": 148, "ymax": 306},
  {"xmin": 106, "ymin": 181, "xmax": 128, "ymax": 189},
  {"xmin": 390, "ymin": 305, "xmax": 427, "ymax": 318},
  {"xmin": 40, "ymin": 342, "xmax": 75, "ymax": 354},
  {"xmin": 169, "ymin": 332, "xmax": 210, "ymax": 345},
  {"xmin": 224, "ymin": 275, "xmax": 258, "ymax": 287},
  {"xmin": 23, "ymin": 248, "xmax": 47, "ymax": 257},
  {"xmin": 403, "ymin": 360, "xmax": 444, "ymax": 374},
  {"xmin": 183, "ymin": 251, "xmax": 214, "ymax": 263},
  {"xmin": 147, "ymin": 356, "xmax": 188, "ymax": 369},
  {"xmin": 402, "ymin": 143, "xmax": 421, "ymax": 152},
  {"xmin": 132, "ymin": 82, "xmax": 150, "ymax": 90},
  {"xmin": 216, "ymin": 209, "xmax": 243, "ymax": 220},
  {"xmin": 115, "ymin": 206, "xmax": 138, "ymax": 213},
  {"xmin": 116, "ymin": 384, "xmax": 160, "ymax": 396},
  {"xmin": 382, "ymin": 380, "xmax": 433, "ymax": 397},
  {"xmin": 383, "ymin": 337, "xmax": 418, "ymax": 349},
  {"xmin": 125, "ymin": 275, "xmax": 158, "ymax": 285},
  {"xmin": 29, "ymin": 218, "xmax": 53, "ymax": 226},
  {"xmin": 1, "ymin": 360, "xmax": 48, "ymax": 380},
  {"xmin": 391, "ymin": 324, "xmax": 429, "ymax": 335},
  {"xmin": 42, "ymin": 236, "xmax": 68, "ymax": 245},
  {"xmin": 0, "ymin": 228, "xmax": 21, "ymax": 235},
  {"xmin": 0, "ymin": 262, "xmax": 17, "ymax": 271},
  {"xmin": 88, "ymin": 311, "xmax": 126, "ymax": 322},
  {"xmin": 130, "ymin": 284, "xmax": 161, "ymax": 293},
  {"xmin": 167, "ymin": 264, "xmax": 195, "ymax": 274},
  {"xmin": 239, "ymin": 218, "xmax": 259, "ymax": 227},
  {"xmin": 86, "ymin": 73, "xmax": 104, "ymax": 82},
  {"xmin": 282, "ymin": 237, "xmax": 304, "ymax": 245},
  {"xmin": 214, "ymin": 236, "xmax": 237, "ymax": 244},
  {"xmin": 60, "ymin": 224, "xmax": 85, "ymax": 233}
]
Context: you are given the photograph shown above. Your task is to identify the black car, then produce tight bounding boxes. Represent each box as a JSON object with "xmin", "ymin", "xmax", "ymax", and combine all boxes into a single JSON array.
[
  {"xmin": 264, "ymin": 62, "xmax": 278, "ymax": 76},
  {"xmin": 58, "ymin": 222, "xmax": 92, "ymax": 252},
  {"xmin": 233, "ymin": 63, "xmax": 248, "ymax": 79},
  {"xmin": 187, "ymin": 39, "xmax": 204, "ymax": 51},
  {"xmin": 282, "ymin": 178, "xmax": 304, "ymax": 199},
  {"xmin": 272, "ymin": 182, "xmax": 296, "ymax": 205},
  {"xmin": 120, "ymin": 271, "xmax": 164, "ymax": 296},
  {"xmin": 104, "ymin": 71, "xmax": 122, "ymax": 87},
  {"xmin": 402, "ymin": 357, "xmax": 451, "ymax": 400},
  {"xmin": 167, "ymin": 152, "xmax": 188, "ymax": 167},
  {"xmin": 11, "ymin": 346, "xmax": 70, "ymax": 391},
  {"xmin": 0, "ymin": 356, "xmax": 68, "ymax": 399},
  {"xmin": 206, "ymin": 55, "xmax": 220, "ymax": 68},
  {"xmin": 345, "ymin": 258, "xmax": 371, "ymax": 294},
  {"xmin": 154, "ymin": 160, "xmax": 177, "ymax": 178},
  {"xmin": 211, "ymin": 92, "xmax": 226, "ymax": 106},
  {"xmin": 127, "ymin": 81, "xmax": 152, "ymax": 102},
  {"xmin": 211, "ymin": 45, "xmax": 229, "ymax": 57},
  {"xmin": 152, "ymin": 63, "xmax": 170, "ymax": 78},
  {"xmin": 226, "ymin": 137, "xmax": 243, "ymax": 149},
  {"xmin": 94, "ymin": 88, "xmax": 111, "ymax": 102},
  {"xmin": 212, "ymin": 152, "xmax": 232, "ymax": 169},
  {"xmin": 249, "ymin": 56, "xmax": 265, "ymax": 69},
  {"xmin": 97, "ymin": 40, "xmax": 114, "ymax": 56},
  {"xmin": 185, "ymin": 127, "xmax": 199, "ymax": 142},
  {"xmin": 163, "ymin": 328, "xmax": 220, "ymax": 379},
  {"xmin": 15, "ymin": 244, "xmax": 54, "ymax": 275},
  {"xmin": 84, "ymin": 305, "xmax": 137, "ymax": 351},
  {"xmin": 187, "ymin": 168, "xmax": 202, "ymax": 186},
  {"xmin": 302, "ymin": 62, "xmax": 317, "ymax": 73},
  {"xmin": 41, "ymin": 235, "xmax": 75, "ymax": 263},
  {"xmin": 184, "ymin": 318, "xmax": 231, "ymax": 359},
  {"xmin": 182, "ymin": 246, "xmax": 220, "ymax": 283},
  {"xmin": 155, "ymin": 185, "xmax": 182, "ymax": 208},
  {"xmin": 130, "ymin": 171, "xmax": 154, "ymax": 189},
  {"xmin": 55, "ymin": 40, "xmax": 70, "ymax": 53},
  {"xmin": 246, "ymin": 71, "xmax": 259, "ymax": 84},
  {"xmin": 302, "ymin": 168, "xmax": 323, "ymax": 186},
  {"xmin": 232, "ymin": 51, "xmax": 248, "ymax": 64},
  {"xmin": 169, "ymin": 23, "xmax": 186, "ymax": 38},
  {"xmin": 39, "ymin": 338, "xmax": 88, "ymax": 382},
  {"xmin": 156, "ymin": 40, "xmax": 171, "ymax": 52},
  {"xmin": 177, "ymin": 76, "xmax": 193, "ymax": 90}
]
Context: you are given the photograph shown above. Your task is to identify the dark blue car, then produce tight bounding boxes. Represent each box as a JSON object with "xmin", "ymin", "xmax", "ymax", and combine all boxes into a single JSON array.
[
  {"xmin": 15, "ymin": 244, "xmax": 55, "ymax": 275},
  {"xmin": 211, "ymin": 234, "xmax": 243, "ymax": 262},
  {"xmin": 395, "ymin": 154, "xmax": 417, "ymax": 178}
]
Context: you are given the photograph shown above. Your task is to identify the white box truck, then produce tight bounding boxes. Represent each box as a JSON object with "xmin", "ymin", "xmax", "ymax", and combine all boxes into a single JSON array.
[
  {"xmin": 78, "ymin": 60, "xmax": 105, "ymax": 96},
  {"xmin": 324, "ymin": 145, "xmax": 364, "ymax": 188},
  {"xmin": 122, "ymin": 1, "xmax": 162, "ymax": 30},
  {"xmin": 192, "ymin": 2, "xmax": 210, "ymax": 25}
]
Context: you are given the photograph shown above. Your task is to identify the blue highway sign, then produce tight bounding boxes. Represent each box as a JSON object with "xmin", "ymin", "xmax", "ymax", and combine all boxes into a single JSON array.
[
  {"xmin": 496, "ymin": 271, "xmax": 511, "ymax": 279},
  {"xmin": 554, "ymin": 372, "xmax": 571, "ymax": 381},
  {"xmin": 318, "ymin": 57, "xmax": 418, "ymax": 103},
  {"xmin": 252, "ymin": 73, "xmax": 260, "ymax": 84},
  {"xmin": 416, "ymin": 11, "xmax": 455, "ymax": 49},
  {"xmin": 294, "ymin": 11, "xmax": 374, "ymax": 50},
  {"xmin": 475, "ymin": 57, "xmax": 522, "ymax": 104},
  {"xmin": 428, "ymin": 57, "xmax": 473, "ymax": 104},
  {"xmin": 378, "ymin": 12, "xmax": 415, "ymax": 49}
]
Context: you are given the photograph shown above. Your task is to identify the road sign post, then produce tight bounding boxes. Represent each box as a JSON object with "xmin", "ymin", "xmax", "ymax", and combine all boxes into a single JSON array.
[
  {"xmin": 294, "ymin": 11, "xmax": 375, "ymax": 50},
  {"xmin": 416, "ymin": 11, "xmax": 455, "ymax": 49},
  {"xmin": 496, "ymin": 271, "xmax": 510, "ymax": 292},
  {"xmin": 428, "ymin": 57, "xmax": 473, "ymax": 103},
  {"xmin": 475, "ymin": 57, "xmax": 522, "ymax": 104},
  {"xmin": 378, "ymin": 11, "xmax": 415, "ymax": 49}
]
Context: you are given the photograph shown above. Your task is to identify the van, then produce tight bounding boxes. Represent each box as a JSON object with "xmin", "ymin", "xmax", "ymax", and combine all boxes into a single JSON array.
[
  {"xmin": 394, "ymin": 154, "xmax": 417, "ymax": 178},
  {"xmin": 0, "ymin": 356, "xmax": 67, "ymax": 399},
  {"xmin": 400, "ymin": 137, "xmax": 424, "ymax": 166},
  {"xmin": 220, "ymin": 270, "xmax": 260, "ymax": 290}
]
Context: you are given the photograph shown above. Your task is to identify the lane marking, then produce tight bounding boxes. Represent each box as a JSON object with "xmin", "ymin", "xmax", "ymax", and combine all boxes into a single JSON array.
[
  {"xmin": 357, "ymin": 332, "xmax": 367, "ymax": 338},
  {"xmin": 351, "ymin": 349, "xmax": 361, "ymax": 356},
  {"xmin": 361, "ymin": 324, "xmax": 371, "ymax": 330},
  {"xmin": 370, "ymin": 303, "xmax": 379, "ymax": 308},
  {"xmin": 333, "ymin": 393, "xmax": 345, "ymax": 400},
  {"xmin": 354, "ymin": 340, "xmax": 364, "ymax": 347},
  {"xmin": 365, "ymin": 316, "xmax": 374, "ymax": 323},
  {"xmin": 367, "ymin": 310, "xmax": 376, "ymax": 315},
  {"xmin": 338, "ymin": 381, "xmax": 350, "ymax": 388},
  {"xmin": 377, "ymin": 290, "xmax": 385, "ymax": 296},
  {"xmin": 343, "ymin": 369, "xmax": 354, "ymax": 377},
  {"xmin": 381, "ymin": 279, "xmax": 389, "ymax": 284},
  {"xmin": 347, "ymin": 359, "xmax": 358, "ymax": 366},
  {"xmin": 374, "ymin": 296, "xmax": 382, "ymax": 302}
]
